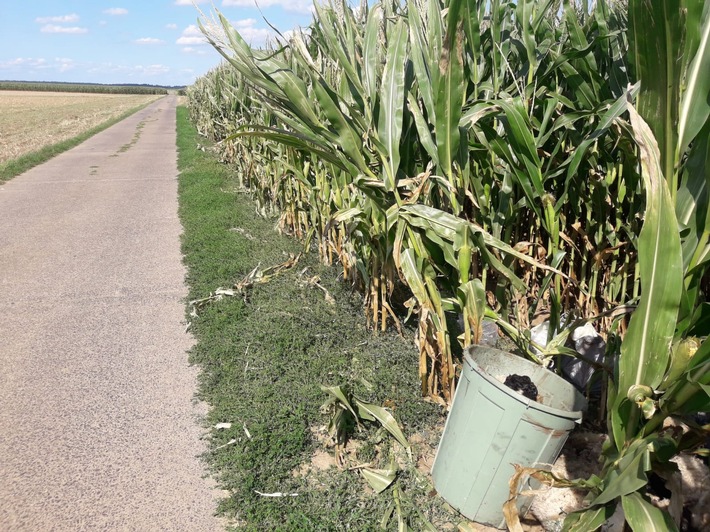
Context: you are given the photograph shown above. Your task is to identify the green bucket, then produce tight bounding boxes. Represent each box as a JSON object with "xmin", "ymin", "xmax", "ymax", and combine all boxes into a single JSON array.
[{"xmin": 431, "ymin": 346, "xmax": 587, "ymax": 529}]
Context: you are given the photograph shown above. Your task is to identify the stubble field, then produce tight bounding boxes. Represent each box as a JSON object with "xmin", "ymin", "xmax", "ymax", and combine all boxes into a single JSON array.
[{"xmin": 0, "ymin": 91, "xmax": 161, "ymax": 163}]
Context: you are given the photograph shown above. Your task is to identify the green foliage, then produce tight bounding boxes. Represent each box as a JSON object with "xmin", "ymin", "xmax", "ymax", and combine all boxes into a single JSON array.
[
  {"xmin": 0, "ymin": 80, "xmax": 170, "ymax": 95},
  {"xmin": 190, "ymin": 0, "xmax": 640, "ymax": 402}
]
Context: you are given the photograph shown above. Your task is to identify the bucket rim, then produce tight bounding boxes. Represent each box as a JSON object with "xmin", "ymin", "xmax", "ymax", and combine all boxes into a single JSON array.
[{"xmin": 463, "ymin": 345, "xmax": 587, "ymax": 418}]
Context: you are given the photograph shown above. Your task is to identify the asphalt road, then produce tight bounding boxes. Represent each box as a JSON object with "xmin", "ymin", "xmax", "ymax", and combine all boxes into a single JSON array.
[{"xmin": 0, "ymin": 96, "xmax": 222, "ymax": 531}]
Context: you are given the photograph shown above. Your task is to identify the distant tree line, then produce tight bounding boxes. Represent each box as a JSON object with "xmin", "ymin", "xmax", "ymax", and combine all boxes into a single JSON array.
[{"xmin": 0, "ymin": 80, "xmax": 181, "ymax": 95}]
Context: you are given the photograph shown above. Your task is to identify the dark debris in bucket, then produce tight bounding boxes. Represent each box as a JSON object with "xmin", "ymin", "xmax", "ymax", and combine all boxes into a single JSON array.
[{"xmin": 504, "ymin": 374, "xmax": 539, "ymax": 401}]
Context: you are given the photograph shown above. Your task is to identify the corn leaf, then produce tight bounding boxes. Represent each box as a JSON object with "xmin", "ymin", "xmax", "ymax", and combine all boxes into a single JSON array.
[
  {"xmin": 312, "ymin": 80, "xmax": 371, "ymax": 175},
  {"xmin": 320, "ymin": 385, "xmax": 358, "ymax": 419},
  {"xmin": 629, "ymin": 0, "xmax": 684, "ymax": 191},
  {"xmin": 562, "ymin": 504, "xmax": 617, "ymax": 532},
  {"xmin": 312, "ymin": 2, "xmax": 364, "ymax": 98},
  {"xmin": 677, "ymin": 2, "xmax": 710, "ymax": 156},
  {"xmin": 677, "ymin": 122, "xmax": 710, "ymax": 273},
  {"xmin": 407, "ymin": 0, "xmax": 435, "ymax": 125},
  {"xmin": 407, "ymin": 92, "xmax": 439, "ymax": 164},
  {"xmin": 378, "ymin": 19, "xmax": 409, "ymax": 191},
  {"xmin": 399, "ymin": 248, "xmax": 429, "ymax": 304},
  {"xmin": 434, "ymin": 0, "xmax": 465, "ymax": 180},
  {"xmin": 622, "ymin": 492, "xmax": 679, "ymax": 532},
  {"xmin": 361, "ymin": 465, "xmax": 397, "ymax": 494},
  {"xmin": 354, "ymin": 398, "xmax": 411, "ymax": 457},
  {"xmin": 590, "ymin": 439, "xmax": 651, "ymax": 506},
  {"xmin": 363, "ymin": 4, "xmax": 382, "ymax": 108},
  {"xmin": 617, "ymin": 103, "xmax": 683, "ymax": 402},
  {"xmin": 229, "ymin": 127, "xmax": 345, "ymax": 169},
  {"xmin": 399, "ymin": 204, "xmax": 564, "ymax": 279}
]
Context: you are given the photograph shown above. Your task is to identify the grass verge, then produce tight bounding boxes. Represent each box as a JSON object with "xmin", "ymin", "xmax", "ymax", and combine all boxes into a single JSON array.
[
  {"xmin": 176, "ymin": 106, "xmax": 458, "ymax": 530},
  {"xmin": 0, "ymin": 97, "xmax": 161, "ymax": 183}
]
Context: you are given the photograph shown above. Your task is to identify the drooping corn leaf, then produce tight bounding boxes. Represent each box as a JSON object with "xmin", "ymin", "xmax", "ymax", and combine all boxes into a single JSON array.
[
  {"xmin": 616, "ymin": 103, "xmax": 683, "ymax": 427},
  {"xmin": 354, "ymin": 398, "xmax": 411, "ymax": 457},
  {"xmin": 399, "ymin": 248, "xmax": 429, "ymax": 304},
  {"xmin": 320, "ymin": 385, "xmax": 358, "ymax": 419},
  {"xmin": 229, "ymin": 127, "xmax": 345, "ymax": 169},
  {"xmin": 398, "ymin": 204, "xmax": 565, "ymax": 281}
]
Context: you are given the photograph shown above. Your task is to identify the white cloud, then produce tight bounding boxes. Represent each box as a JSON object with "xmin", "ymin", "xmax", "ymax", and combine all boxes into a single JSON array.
[
  {"xmin": 137, "ymin": 64, "xmax": 171, "ymax": 75},
  {"xmin": 166, "ymin": 23, "xmax": 178, "ymax": 30},
  {"xmin": 103, "ymin": 8, "xmax": 129, "ymax": 16},
  {"xmin": 181, "ymin": 47, "xmax": 208, "ymax": 55},
  {"xmin": 87, "ymin": 62, "xmax": 170, "ymax": 78},
  {"xmin": 35, "ymin": 14, "xmax": 80, "ymax": 24},
  {"xmin": 55, "ymin": 58, "xmax": 76, "ymax": 73},
  {"xmin": 234, "ymin": 18, "xmax": 257, "ymax": 28},
  {"xmin": 221, "ymin": 0, "xmax": 314, "ymax": 14},
  {"xmin": 239, "ymin": 26, "xmax": 272, "ymax": 45},
  {"xmin": 0, "ymin": 57, "xmax": 77, "ymax": 74},
  {"xmin": 35, "ymin": 15, "xmax": 88, "ymax": 37},
  {"xmin": 231, "ymin": 18, "xmax": 274, "ymax": 46},
  {"xmin": 134, "ymin": 37, "xmax": 165, "ymax": 45},
  {"xmin": 176, "ymin": 24, "xmax": 208, "ymax": 45},
  {"xmin": 40, "ymin": 24, "xmax": 89, "ymax": 34},
  {"xmin": 0, "ymin": 57, "xmax": 47, "ymax": 68}
]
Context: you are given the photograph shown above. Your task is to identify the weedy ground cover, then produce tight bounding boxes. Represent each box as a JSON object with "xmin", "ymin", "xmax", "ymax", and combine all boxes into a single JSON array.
[
  {"xmin": 0, "ymin": 91, "xmax": 160, "ymax": 175},
  {"xmin": 176, "ymin": 106, "xmax": 470, "ymax": 530}
]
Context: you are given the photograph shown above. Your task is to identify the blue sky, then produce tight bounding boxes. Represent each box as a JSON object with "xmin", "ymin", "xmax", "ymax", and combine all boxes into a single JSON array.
[{"xmin": 0, "ymin": 1, "xmax": 316, "ymax": 87}]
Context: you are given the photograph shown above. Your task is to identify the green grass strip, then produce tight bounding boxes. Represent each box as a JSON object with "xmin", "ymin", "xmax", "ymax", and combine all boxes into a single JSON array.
[
  {"xmin": 0, "ymin": 98, "xmax": 160, "ymax": 183},
  {"xmin": 176, "ymin": 106, "xmax": 453, "ymax": 530}
]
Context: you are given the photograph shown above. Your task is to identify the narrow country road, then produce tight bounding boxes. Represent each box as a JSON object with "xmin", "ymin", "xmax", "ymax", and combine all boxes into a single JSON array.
[{"xmin": 0, "ymin": 96, "xmax": 222, "ymax": 531}]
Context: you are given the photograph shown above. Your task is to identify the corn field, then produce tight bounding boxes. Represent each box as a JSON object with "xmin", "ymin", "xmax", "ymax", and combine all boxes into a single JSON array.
[
  {"xmin": 186, "ymin": 0, "xmax": 702, "ymax": 405},
  {"xmin": 0, "ymin": 81, "xmax": 169, "ymax": 95}
]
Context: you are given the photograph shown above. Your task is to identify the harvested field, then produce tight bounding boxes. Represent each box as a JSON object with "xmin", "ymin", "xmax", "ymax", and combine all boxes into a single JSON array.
[{"xmin": 0, "ymin": 91, "xmax": 161, "ymax": 163}]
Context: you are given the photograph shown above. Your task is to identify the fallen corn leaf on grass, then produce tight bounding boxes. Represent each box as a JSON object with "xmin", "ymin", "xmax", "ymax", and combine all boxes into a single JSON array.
[{"xmin": 177, "ymin": 106, "xmax": 455, "ymax": 530}]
